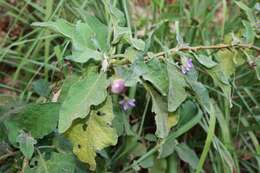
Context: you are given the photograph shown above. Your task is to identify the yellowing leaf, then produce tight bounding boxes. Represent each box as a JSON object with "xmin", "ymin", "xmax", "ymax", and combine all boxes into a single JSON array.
[
  {"xmin": 65, "ymin": 97, "xmax": 118, "ymax": 170},
  {"xmin": 167, "ymin": 112, "xmax": 179, "ymax": 129}
]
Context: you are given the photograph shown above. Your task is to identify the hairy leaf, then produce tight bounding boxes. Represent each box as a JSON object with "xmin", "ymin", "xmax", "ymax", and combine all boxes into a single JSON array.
[
  {"xmin": 58, "ymin": 72, "xmax": 109, "ymax": 133},
  {"xmin": 4, "ymin": 103, "xmax": 60, "ymax": 143},
  {"xmin": 146, "ymin": 85, "xmax": 169, "ymax": 138},
  {"xmin": 167, "ymin": 62, "xmax": 187, "ymax": 111}
]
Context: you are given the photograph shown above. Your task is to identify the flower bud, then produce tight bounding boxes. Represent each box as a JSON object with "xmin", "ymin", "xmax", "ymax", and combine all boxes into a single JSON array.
[{"xmin": 111, "ymin": 79, "xmax": 126, "ymax": 94}]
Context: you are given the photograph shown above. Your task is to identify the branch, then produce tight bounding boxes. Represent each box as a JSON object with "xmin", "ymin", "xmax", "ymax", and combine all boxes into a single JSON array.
[
  {"xmin": 0, "ymin": 151, "xmax": 17, "ymax": 162},
  {"xmin": 153, "ymin": 43, "xmax": 260, "ymax": 58}
]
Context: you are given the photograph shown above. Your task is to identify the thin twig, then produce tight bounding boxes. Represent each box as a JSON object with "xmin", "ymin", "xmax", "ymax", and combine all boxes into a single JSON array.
[
  {"xmin": 153, "ymin": 44, "xmax": 260, "ymax": 58},
  {"xmin": 0, "ymin": 151, "xmax": 17, "ymax": 162}
]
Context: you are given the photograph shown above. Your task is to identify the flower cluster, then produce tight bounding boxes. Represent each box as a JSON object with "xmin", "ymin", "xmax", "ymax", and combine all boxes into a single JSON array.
[{"xmin": 111, "ymin": 78, "xmax": 135, "ymax": 111}]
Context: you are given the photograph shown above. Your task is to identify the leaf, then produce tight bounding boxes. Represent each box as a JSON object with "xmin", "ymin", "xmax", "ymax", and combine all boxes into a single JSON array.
[
  {"xmin": 188, "ymin": 80, "xmax": 211, "ymax": 113},
  {"xmin": 146, "ymin": 85, "xmax": 169, "ymax": 138},
  {"xmin": 140, "ymin": 154, "xmax": 155, "ymax": 169},
  {"xmin": 32, "ymin": 19, "xmax": 74, "ymax": 38},
  {"xmin": 167, "ymin": 112, "xmax": 179, "ymax": 129},
  {"xmin": 33, "ymin": 16, "xmax": 108, "ymax": 63},
  {"xmin": 58, "ymin": 72, "xmax": 109, "ymax": 133},
  {"xmin": 25, "ymin": 153, "xmax": 76, "ymax": 173},
  {"xmin": 176, "ymin": 143, "xmax": 199, "ymax": 169},
  {"xmin": 16, "ymin": 131, "xmax": 37, "ymax": 159},
  {"xmin": 32, "ymin": 79, "xmax": 51, "ymax": 97},
  {"xmin": 65, "ymin": 47, "xmax": 103, "ymax": 63},
  {"xmin": 242, "ymin": 20, "xmax": 255, "ymax": 44},
  {"xmin": 167, "ymin": 62, "xmax": 187, "ymax": 112},
  {"xmin": 58, "ymin": 75, "xmax": 80, "ymax": 103},
  {"xmin": 216, "ymin": 50, "xmax": 236, "ymax": 77},
  {"xmin": 194, "ymin": 54, "xmax": 217, "ymax": 68},
  {"xmin": 4, "ymin": 103, "xmax": 60, "ymax": 143},
  {"xmin": 158, "ymin": 138, "xmax": 177, "ymax": 158},
  {"xmin": 65, "ymin": 97, "xmax": 118, "ymax": 170},
  {"xmin": 235, "ymin": 1, "xmax": 256, "ymax": 24},
  {"xmin": 148, "ymin": 158, "xmax": 167, "ymax": 173},
  {"xmin": 136, "ymin": 58, "xmax": 168, "ymax": 96}
]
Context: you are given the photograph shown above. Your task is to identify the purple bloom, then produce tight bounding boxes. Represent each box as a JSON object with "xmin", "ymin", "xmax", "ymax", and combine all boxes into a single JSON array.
[
  {"xmin": 119, "ymin": 98, "xmax": 136, "ymax": 111},
  {"xmin": 111, "ymin": 79, "xmax": 126, "ymax": 94},
  {"xmin": 181, "ymin": 58, "xmax": 193, "ymax": 74}
]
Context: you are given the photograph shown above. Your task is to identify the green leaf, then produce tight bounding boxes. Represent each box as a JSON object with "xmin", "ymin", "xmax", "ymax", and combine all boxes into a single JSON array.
[
  {"xmin": 58, "ymin": 75, "xmax": 80, "ymax": 103},
  {"xmin": 158, "ymin": 138, "xmax": 177, "ymax": 158},
  {"xmin": 235, "ymin": 1, "xmax": 256, "ymax": 24},
  {"xmin": 194, "ymin": 54, "xmax": 217, "ymax": 68},
  {"xmin": 167, "ymin": 62, "xmax": 187, "ymax": 112},
  {"xmin": 148, "ymin": 158, "xmax": 167, "ymax": 173},
  {"xmin": 33, "ymin": 16, "xmax": 108, "ymax": 63},
  {"xmin": 65, "ymin": 47, "xmax": 103, "ymax": 63},
  {"xmin": 242, "ymin": 20, "xmax": 255, "ymax": 44},
  {"xmin": 137, "ymin": 58, "xmax": 169, "ymax": 96},
  {"xmin": 188, "ymin": 81, "xmax": 211, "ymax": 113},
  {"xmin": 4, "ymin": 103, "xmax": 60, "ymax": 143},
  {"xmin": 65, "ymin": 97, "xmax": 118, "ymax": 170},
  {"xmin": 216, "ymin": 50, "xmax": 236, "ymax": 77},
  {"xmin": 146, "ymin": 85, "xmax": 169, "ymax": 138},
  {"xmin": 16, "ymin": 131, "xmax": 36, "ymax": 159},
  {"xmin": 32, "ymin": 79, "xmax": 51, "ymax": 97},
  {"xmin": 58, "ymin": 72, "xmax": 109, "ymax": 133},
  {"xmin": 176, "ymin": 143, "xmax": 199, "ymax": 169},
  {"xmin": 25, "ymin": 153, "xmax": 76, "ymax": 173},
  {"xmin": 32, "ymin": 19, "xmax": 74, "ymax": 38},
  {"xmin": 140, "ymin": 154, "xmax": 155, "ymax": 169}
]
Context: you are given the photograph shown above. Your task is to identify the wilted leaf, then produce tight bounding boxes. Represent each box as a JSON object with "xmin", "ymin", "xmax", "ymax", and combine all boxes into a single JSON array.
[
  {"xmin": 65, "ymin": 97, "xmax": 118, "ymax": 170},
  {"xmin": 58, "ymin": 72, "xmax": 109, "ymax": 133}
]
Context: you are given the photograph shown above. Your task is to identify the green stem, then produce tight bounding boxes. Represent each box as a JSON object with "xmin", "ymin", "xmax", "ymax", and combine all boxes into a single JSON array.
[{"xmin": 138, "ymin": 94, "xmax": 151, "ymax": 137}]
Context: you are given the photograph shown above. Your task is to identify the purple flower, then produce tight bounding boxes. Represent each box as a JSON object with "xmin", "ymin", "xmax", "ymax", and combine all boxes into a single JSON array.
[
  {"xmin": 111, "ymin": 79, "xmax": 126, "ymax": 94},
  {"xmin": 119, "ymin": 98, "xmax": 136, "ymax": 111},
  {"xmin": 181, "ymin": 58, "xmax": 193, "ymax": 74}
]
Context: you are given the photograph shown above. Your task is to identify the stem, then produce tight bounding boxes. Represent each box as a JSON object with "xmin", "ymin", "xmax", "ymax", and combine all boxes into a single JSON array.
[
  {"xmin": 0, "ymin": 151, "xmax": 17, "ymax": 161},
  {"xmin": 138, "ymin": 95, "xmax": 151, "ymax": 137},
  {"xmin": 111, "ymin": 43, "xmax": 260, "ymax": 65},
  {"xmin": 153, "ymin": 44, "xmax": 260, "ymax": 58}
]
